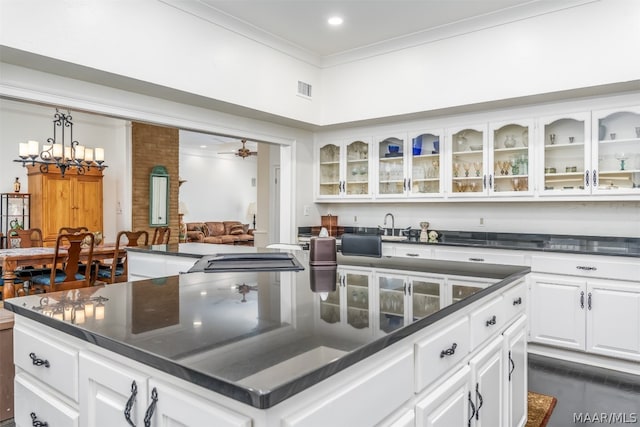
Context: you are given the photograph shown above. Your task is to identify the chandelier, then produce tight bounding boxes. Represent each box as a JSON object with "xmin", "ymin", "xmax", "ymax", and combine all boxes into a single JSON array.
[
  {"xmin": 32, "ymin": 291, "xmax": 109, "ymax": 324},
  {"xmin": 15, "ymin": 109, "xmax": 107, "ymax": 178}
]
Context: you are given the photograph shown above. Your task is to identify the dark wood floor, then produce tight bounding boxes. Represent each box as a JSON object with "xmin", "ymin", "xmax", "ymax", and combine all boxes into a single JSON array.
[{"xmin": 528, "ymin": 353, "xmax": 640, "ymax": 427}]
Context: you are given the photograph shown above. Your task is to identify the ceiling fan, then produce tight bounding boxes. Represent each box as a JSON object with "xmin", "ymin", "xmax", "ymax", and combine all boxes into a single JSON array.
[{"xmin": 218, "ymin": 139, "xmax": 257, "ymax": 159}]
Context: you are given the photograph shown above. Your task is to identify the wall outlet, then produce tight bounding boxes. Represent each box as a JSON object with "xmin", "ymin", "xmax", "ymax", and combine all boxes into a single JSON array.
[
  {"xmin": 303, "ymin": 205, "xmax": 310, "ymax": 216},
  {"xmin": 479, "ymin": 217, "xmax": 484, "ymax": 226},
  {"xmin": 354, "ymin": 215, "xmax": 357, "ymax": 223}
]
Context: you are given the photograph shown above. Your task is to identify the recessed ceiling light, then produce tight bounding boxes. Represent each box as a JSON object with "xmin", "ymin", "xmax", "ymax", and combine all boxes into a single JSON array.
[
  {"xmin": 328, "ymin": 16, "xmax": 343, "ymax": 26},
  {"xmin": 200, "ymin": 145, "xmax": 207, "ymax": 148}
]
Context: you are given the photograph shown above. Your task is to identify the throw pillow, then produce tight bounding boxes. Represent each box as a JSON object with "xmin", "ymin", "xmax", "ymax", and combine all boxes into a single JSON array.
[{"xmin": 229, "ymin": 224, "xmax": 244, "ymax": 235}]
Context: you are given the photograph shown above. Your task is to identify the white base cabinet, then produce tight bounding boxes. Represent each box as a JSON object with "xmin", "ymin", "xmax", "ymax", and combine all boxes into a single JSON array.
[
  {"xmin": 530, "ymin": 273, "xmax": 640, "ymax": 362},
  {"xmin": 13, "ymin": 279, "xmax": 527, "ymax": 427}
]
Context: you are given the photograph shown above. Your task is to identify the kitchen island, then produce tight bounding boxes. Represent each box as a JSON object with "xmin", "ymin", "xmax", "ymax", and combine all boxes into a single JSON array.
[{"xmin": 4, "ymin": 249, "xmax": 529, "ymax": 427}]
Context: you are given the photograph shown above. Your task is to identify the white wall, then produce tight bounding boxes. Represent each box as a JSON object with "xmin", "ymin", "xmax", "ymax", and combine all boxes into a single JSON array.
[
  {"xmin": 0, "ymin": 99, "xmax": 129, "ymax": 241},
  {"xmin": 0, "ymin": 0, "xmax": 322, "ymax": 124},
  {"xmin": 179, "ymin": 144, "xmax": 258, "ymax": 224},
  {"xmin": 2, "ymin": 0, "xmax": 637, "ymax": 126},
  {"xmin": 321, "ymin": 0, "xmax": 640, "ymax": 124}
]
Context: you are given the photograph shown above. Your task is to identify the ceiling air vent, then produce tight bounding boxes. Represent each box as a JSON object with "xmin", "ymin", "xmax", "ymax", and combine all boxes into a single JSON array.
[{"xmin": 297, "ymin": 80, "xmax": 312, "ymax": 98}]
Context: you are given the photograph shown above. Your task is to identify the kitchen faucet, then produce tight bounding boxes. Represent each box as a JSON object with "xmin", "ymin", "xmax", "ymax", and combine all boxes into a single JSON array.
[{"xmin": 383, "ymin": 213, "xmax": 395, "ymax": 236}]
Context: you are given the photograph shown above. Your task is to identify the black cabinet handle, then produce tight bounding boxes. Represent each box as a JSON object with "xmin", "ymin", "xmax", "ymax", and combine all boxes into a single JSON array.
[
  {"xmin": 489, "ymin": 174, "xmax": 493, "ymax": 189},
  {"xmin": 406, "ymin": 253, "xmax": 420, "ymax": 257},
  {"xmin": 576, "ymin": 265, "xmax": 597, "ymax": 271},
  {"xmin": 408, "ymin": 178, "xmax": 411, "ymax": 190},
  {"xmin": 588, "ymin": 292, "xmax": 592, "ymax": 310},
  {"xmin": 585, "ymin": 170, "xmax": 590, "ymax": 187},
  {"xmin": 483, "ymin": 174, "xmax": 487, "ymax": 189},
  {"xmin": 580, "ymin": 291, "xmax": 584, "ymax": 309},
  {"xmin": 124, "ymin": 380, "xmax": 137, "ymax": 427},
  {"xmin": 403, "ymin": 178, "xmax": 407, "ymax": 191},
  {"xmin": 468, "ymin": 257, "xmax": 484, "ymax": 262},
  {"xmin": 509, "ymin": 350, "xmax": 515, "ymax": 381},
  {"xmin": 29, "ymin": 352, "xmax": 50, "ymax": 368},
  {"xmin": 408, "ymin": 282, "xmax": 412, "ymax": 296},
  {"xmin": 31, "ymin": 412, "xmax": 48, "ymax": 427},
  {"xmin": 468, "ymin": 391, "xmax": 476, "ymax": 427},
  {"xmin": 485, "ymin": 315, "xmax": 497, "ymax": 327},
  {"xmin": 440, "ymin": 342, "xmax": 457, "ymax": 358},
  {"xmin": 403, "ymin": 283, "xmax": 407, "ymax": 295},
  {"xmin": 593, "ymin": 169, "xmax": 598, "ymax": 188},
  {"xmin": 475, "ymin": 383, "xmax": 484, "ymax": 420},
  {"xmin": 143, "ymin": 388, "xmax": 158, "ymax": 427},
  {"xmin": 513, "ymin": 297, "xmax": 522, "ymax": 306}
]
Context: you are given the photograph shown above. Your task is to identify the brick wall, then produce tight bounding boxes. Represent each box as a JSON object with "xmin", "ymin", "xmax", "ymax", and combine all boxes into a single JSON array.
[{"xmin": 131, "ymin": 122, "xmax": 179, "ymax": 243}]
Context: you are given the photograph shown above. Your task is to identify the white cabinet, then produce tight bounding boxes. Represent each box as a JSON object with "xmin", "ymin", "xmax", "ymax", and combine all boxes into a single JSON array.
[
  {"xmin": 316, "ymin": 138, "xmax": 373, "ymax": 200},
  {"xmin": 488, "ymin": 119, "xmax": 535, "ymax": 196},
  {"xmin": 375, "ymin": 130, "xmax": 445, "ymax": 199},
  {"xmin": 469, "ymin": 336, "xmax": 505, "ymax": 427},
  {"xmin": 318, "ymin": 267, "xmax": 373, "ymax": 335},
  {"xmin": 447, "ymin": 123, "xmax": 488, "ymax": 197},
  {"xmin": 415, "ymin": 365, "xmax": 472, "ymax": 427},
  {"xmin": 503, "ymin": 316, "xmax": 527, "ymax": 427},
  {"xmin": 537, "ymin": 111, "xmax": 592, "ymax": 195},
  {"xmin": 434, "ymin": 246, "xmax": 528, "ymax": 266},
  {"xmin": 376, "ymin": 271, "xmax": 445, "ymax": 334},
  {"xmin": 15, "ymin": 372, "xmax": 79, "ymax": 427},
  {"xmin": 530, "ymin": 273, "xmax": 640, "ymax": 362},
  {"xmin": 80, "ymin": 352, "xmax": 150, "ymax": 427},
  {"xmin": 591, "ymin": 106, "xmax": 640, "ymax": 195}
]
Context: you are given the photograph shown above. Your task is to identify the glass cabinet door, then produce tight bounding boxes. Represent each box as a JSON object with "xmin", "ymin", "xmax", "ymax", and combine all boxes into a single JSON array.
[
  {"xmin": 319, "ymin": 269, "xmax": 341, "ymax": 324},
  {"xmin": 449, "ymin": 279, "xmax": 490, "ymax": 304},
  {"xmin": 377, "ymin": 136, "xmax": 406, "ymax": 197},
  {"xmin": 345, "ymin": 140, "xmax": 371, "ymax": 197},
  {"xmin": 448, "ymin": 126, "xmax": 486, "ymax": 196},
  {"xmin": 345, "ymin": 271, "xmax": 370, "ymax": 330},
  {"xmin": 318, "ymin": 143, "xmax": 342, "ymax": 197},
  {"xmin": 592, "ymin": 108, "xmax": 640, "ymax": 194},
  {"xmin": 377, "ymin": 274, "xmax": 406, "ymax": 333},
  {"xmin": 409, "ymin": 132, "xmax": 443, "ymax": 197},
  {"xmin": 490, "ymin": 121, "xmax": 533, "ymax": 195},
  {"xmin": 410, "ymin": 277, "xmax": 443, "ymax": 320},
  {"xmin": 540, "ymin": 113, "xmax": 591, "ymax": 195}
]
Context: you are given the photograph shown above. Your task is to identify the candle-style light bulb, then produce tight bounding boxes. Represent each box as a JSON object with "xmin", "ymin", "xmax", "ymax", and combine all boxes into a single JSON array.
[
  {"xmin": 85, "ymin": 148, "xmax": 94, "ymax": 162},
  {"xmin": 95, "ymin": 303, "xmax": 105, "ymax": 320},
  {"xmin": 95, "ymin": 148, "xmax": 104, "ymax": 162},
  {"xmin": 19, "ymin": 142, "xmax": 29, "ymax": 158},
  {"xmin": 53, "ymin": 144, "xmax": 63, "ymax": 159},
  {"xmin": 27, "ymin": 140, "xmax": 39, "ymax": 156}
]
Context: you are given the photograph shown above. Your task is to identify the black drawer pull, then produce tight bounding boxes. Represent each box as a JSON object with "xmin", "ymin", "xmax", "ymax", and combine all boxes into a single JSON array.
[
  {"xmin": 468, "ymin": 257, "xmax": 484, "ymax": 262},
  {"xmin": 124, "ymin": 380, "xmax": 137, "ymax": 427},
  {"xmin": 468, "ymin": 391, "xmax": 476, "ymax": 427},
  {"xmin": 29, "ymin": 352, "xmax": 50, "ymax": 368},
  {"xmin": 143, "ymin": 387, "xmax": 158, "ymax": 427},
  {"xmin": 440, "ymin": 342, "xmax": 457, "ymax": 358},
  {"xmin": 513, "ymin": 297, "xmax": 522, "ymax": 306},
  {"xmin": 588, "ymin": 292, "xmax": 592, "ymax": 310},
  {"xmin": 485, "ymin": 315, "xmax": 497, "ymax": 327},
  {"xmin": 406, "ymin": 253, "xmax": 420, "ymax": 257},
  {"xmin": 576, "ymin": 265, "xmax": 597, "ymax": 271},
  {"xmin": 580, "ymin": 291, "xmax": 584, "ymax": 309},
  {"xmin": 31, "ymin": 412, "xmax": 48, "ymax": 427},
  {"xmin": 508, "ymin": 350, "xmax": 515, "ymax": 381}
]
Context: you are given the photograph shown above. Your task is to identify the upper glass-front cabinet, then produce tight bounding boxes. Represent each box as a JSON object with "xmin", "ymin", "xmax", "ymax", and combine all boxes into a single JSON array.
[
  {"xmin": 317, "ymin": 139, "xmax": 372, "ymax": 199},
  {"xmin": 591, "ymin": 107, "xmax": 640, "ymax": 194},
  {"xmin": 447, "ymin": 124, "xmax": 487, "ymax": 197},
  {"xmin": 489, "ymin": 120, "xmax": 534, "ymax": 196},
  {"xmin": 539, "ymin": 112, "xmax": 591, "ymax": 195},
  {"xmin": 376, "ymin": 131, "xmax": 444, "ymax": 198}
]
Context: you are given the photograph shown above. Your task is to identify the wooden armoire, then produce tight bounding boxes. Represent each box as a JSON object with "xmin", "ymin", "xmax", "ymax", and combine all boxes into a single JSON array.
[{"xmin": 27, "ymin": 165, "xmax": 103, "ymax": 246}]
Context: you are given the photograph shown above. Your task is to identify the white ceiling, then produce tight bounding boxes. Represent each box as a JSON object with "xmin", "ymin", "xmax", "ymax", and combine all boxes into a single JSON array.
[{"xmin": 197, "ymin": 0, "xmax": 537, "ymax": 57}]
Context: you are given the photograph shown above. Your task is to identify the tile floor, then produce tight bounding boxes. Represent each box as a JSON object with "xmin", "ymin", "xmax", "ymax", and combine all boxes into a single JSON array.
[
  {"xmin": 528, "ymin": 353, "xmax": 640, "ymax": 427},
  {"xmin": 1, "ymin": 354, "xmax": 638, "ymax": 427}
]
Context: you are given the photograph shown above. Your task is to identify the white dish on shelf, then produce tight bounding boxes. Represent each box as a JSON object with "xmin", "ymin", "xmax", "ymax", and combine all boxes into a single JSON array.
[{"xmin": 469, "ymin": 145, "xmax": 483, "ymax": 151}]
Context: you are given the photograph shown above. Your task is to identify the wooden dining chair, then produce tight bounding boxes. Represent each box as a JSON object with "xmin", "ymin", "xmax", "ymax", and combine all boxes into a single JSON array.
[
  {"xmin": 58, "ymin": 226, "xmax": 89, "ymax": 235},
  {"xmin": 152, "ymin": 227, "xmax": 171, "ymax": 244},
  {"xmin": 97, "ymin": 230, "xmax": 149, "ymax": 284},
  {"xmin": 13, "ymin": 228, "xmax": 44, "ymax": 248},
  {"xmin": 30, "ymin": 232, "xmax": 95, "ymax": 293}
]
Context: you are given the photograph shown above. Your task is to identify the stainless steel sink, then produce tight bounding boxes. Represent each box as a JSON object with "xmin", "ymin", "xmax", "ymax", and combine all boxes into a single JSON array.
[{"xmin": 381, "ymin": 235, "xmax": 408, "ymax": 242}]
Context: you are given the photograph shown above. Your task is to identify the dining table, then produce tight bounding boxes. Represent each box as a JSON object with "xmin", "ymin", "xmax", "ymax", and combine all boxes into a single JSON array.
[{"xmin": 0, "ymin": 244, "xmax": 124, "ymax": 300}]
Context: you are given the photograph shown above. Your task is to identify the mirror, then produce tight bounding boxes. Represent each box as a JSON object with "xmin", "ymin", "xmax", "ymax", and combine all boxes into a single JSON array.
[{"xmin": 150, "ymin": 165, "xmax": 169, "ymax": 226}]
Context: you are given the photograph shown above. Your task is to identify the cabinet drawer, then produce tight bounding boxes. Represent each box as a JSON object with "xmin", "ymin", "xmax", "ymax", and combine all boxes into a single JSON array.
[
  {"xmin": 394, "ymin": 244, "xmax": 433, "ymax": 259},
  {"xmin": 469, "ymin": 296, "xmax": 505, "ymax": 350},
  {"xmin": 15, "ymin": 372, "xmax": 79, "ymax": 427},
  {"xmin": 14, "ymin": 323, "xmax": 79, "ymax": 402},
  {"xmin": 531, "ymin": 254, "xmax": 640, "ymax": 281},
  {"xmin": 503, "ymin": 281, "xmax": 526, "ymax": 324},
  {"xmin": 283, "ymin": 348, "xmax": 413, "ymax": 427},
  {"xmin": 414, "ymin": 316, "xmax": 470, "ymax": 393},
  {"xmin": 435, "ymin": 248, "xmax": 527, "ymax": 266}
]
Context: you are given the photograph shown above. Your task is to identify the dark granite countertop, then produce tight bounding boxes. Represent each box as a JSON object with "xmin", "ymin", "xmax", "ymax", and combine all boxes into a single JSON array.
[
  {"xmin": 4, "ymin": 251, "xmax": 528, "ymax": 409},
  {"xmin": 297, "ymin": 228, "xmax": 640, "ymax": 257}
]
